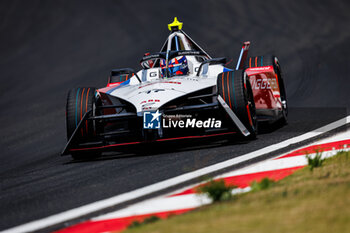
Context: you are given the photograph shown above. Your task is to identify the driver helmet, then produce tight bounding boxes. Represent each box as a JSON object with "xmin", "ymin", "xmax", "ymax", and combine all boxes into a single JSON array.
[{"xmin": 160, "ymin": 56, "xmax": 189, "ymax": 77}]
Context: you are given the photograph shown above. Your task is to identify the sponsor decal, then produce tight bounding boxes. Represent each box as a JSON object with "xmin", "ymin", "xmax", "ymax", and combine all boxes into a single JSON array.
[
  {"xmin": 251, "ymin": 78, "xmax": 277, "ymax": 90},
  {"xmin": 140, "ymin": 99, "xmax": 160, "ymax": 110},
  {"xmin": 143, "ymin": 110, "xmax": 162, "ymax": 129},
  {"xmin": 143, "ymin": 112, "xmax": 222, "ymax": 129},
  {"xmin": 185, "ymin": 77, "xmax": 199, "ymax": 81},
  {"xmin": 163, "ymin": 117, "xmax": 221, "ymax": 128},
  {"xmin": 248, "ymin": 66, "xmax": 272, "ymax": 71},
  {"xmin": 140, "ymin": 99, "xmax": 160, "ymax": 105},
  {"xmin": 141, "ymin": 99, "xmax": 161, "ymax": 110},
  {"xmin": 142, "ymin": 54, "xmax": 161, "ymax": 61},
  {"xmin": 138, "ymin": 81, "xmax": 181, "ymax": 89},
  {"xmin": 178, "ymin": 51, "xmax": 200, "ymax": 56},
  {"xmin": 149, "ymin": 71, "xmax": 157, "ymax": 77}
]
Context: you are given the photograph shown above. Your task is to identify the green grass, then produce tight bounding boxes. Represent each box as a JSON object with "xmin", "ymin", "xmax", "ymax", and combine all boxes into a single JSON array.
[
  {"xmin": 306, "ymin": 150, "xmax": 325, "ymax": 171},
  {"xmin": 250, "ymin": 177, "xmax": 275, "ymax": 192},
  {"xmin": 123, "ymin": 151, "xmax": 350, "ymax": 233},
  {"xmin": 197, "ymin": 179, "xmax": 236, "ymax": 202},
  {"xmin": 128, "ymin": 216, "xmax": 160, "ymax": 229}
]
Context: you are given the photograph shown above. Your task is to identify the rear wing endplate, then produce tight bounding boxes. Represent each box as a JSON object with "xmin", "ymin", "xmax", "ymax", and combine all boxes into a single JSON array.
[{"xmin": 236, "ymin": 41, "xmax": 250, "ymax": 70}]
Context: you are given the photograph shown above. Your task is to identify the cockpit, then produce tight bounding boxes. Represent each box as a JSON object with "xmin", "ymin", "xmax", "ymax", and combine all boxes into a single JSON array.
[{"xmin": 140, "ymin": 17, "xmax": 210, "ymax": 77}]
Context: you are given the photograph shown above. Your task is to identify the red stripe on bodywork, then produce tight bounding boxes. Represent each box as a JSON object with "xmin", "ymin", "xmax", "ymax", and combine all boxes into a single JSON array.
[
  {"xmin": 54, "ymin": 208, "xmax": 193, "ymax": 233},
  {"xmin": 156, "ymin": 132, "xmax": 236, "ymax": 142},
  {"xmin": 275, "ymin": 139, "xmax": 350, "ymax": 160},
  {"xmin": 246, "ymin": 104, "xmax": 253, "ymax": 126},
  {"xmin": 169, "ymin": 166, "xmax": 304, "ymax": 197},
  {"xmin": 69, "ymin": 132, "xmax": 236, "ymax": 152},
  {"xmin": 98, "ymin": 85, "xmax": 119, "ymax": 93},
  {"xmin": 70, "ymin": 141, "xmax": 143, "ymax": 151}
]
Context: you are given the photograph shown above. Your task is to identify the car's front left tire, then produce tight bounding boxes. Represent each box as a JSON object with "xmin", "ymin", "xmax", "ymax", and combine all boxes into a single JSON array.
[{"xmin": 66, "ymin": 87, "xmax": 100, "ymax": 160}]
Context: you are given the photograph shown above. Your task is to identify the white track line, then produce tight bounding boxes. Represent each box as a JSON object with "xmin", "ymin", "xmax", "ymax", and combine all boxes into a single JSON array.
[
  {"xmin": 2, "ymin": 115, "xmax": 349, "ymax": 233},
  {"xmin": 94, "ymin": 186, "xmax": 252, "ymax": 221},
  {"xmin": 94, "ymin": 194, "xmax": 211, "ymax": 220},
  {"xmin": 95, "ymin": 129, "xmax": 350, "ymax": 221}
]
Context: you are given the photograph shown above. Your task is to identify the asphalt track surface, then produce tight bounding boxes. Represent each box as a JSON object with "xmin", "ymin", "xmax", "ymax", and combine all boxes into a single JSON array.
[{"xmin": 0, "ymin": 0, "xmax": 350, "ymax": 231}]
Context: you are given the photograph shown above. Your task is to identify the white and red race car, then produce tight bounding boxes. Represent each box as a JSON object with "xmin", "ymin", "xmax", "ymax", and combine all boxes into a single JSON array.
[{"xmin": 62, "ymin": 17, "xmax": 287, "ymax": 159}]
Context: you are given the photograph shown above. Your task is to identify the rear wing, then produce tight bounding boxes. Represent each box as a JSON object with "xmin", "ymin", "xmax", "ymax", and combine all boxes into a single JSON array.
[
  {"xmin": 140, "ymin": 50, "xmax": 207, "ymax": 64},
  {"xmin": 236, "ymin": 41, "xmax": 250, "ymax": 70}
]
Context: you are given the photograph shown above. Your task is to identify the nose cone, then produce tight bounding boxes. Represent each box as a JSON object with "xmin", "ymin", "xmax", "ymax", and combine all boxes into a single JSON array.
[
  {"xmin": 130, "ymin": 86, "xmax": 186, "ymax": 113},
  {"xmin": 104, "ymin": 75, "xmax": 215, "ymax": 114}
]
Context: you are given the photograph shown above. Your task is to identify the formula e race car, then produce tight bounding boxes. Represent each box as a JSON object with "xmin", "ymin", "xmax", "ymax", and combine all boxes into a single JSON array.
[{"xmin": 62, "ymin": 17, "xmax": 288, "ymax": 159}]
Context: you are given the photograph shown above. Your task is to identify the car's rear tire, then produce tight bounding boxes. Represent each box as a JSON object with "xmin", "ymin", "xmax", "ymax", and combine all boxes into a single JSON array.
[
  {"xmin": 217, "ymin": 70, "xmax": 257, "ymax": 138},
  {"xmin": 66, "ymin": 87, "xmax": 100, "ymax": 160},
  {"xmin": 273, "ymin": 57, "xmax": 288, "ymax": 125},
  {"xmin": 247, "ymin": 55, "xmax": 288, "ymax": 125}
]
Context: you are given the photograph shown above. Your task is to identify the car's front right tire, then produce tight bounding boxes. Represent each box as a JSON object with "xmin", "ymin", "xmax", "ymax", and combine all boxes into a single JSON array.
[{"xmin": 217, "ymin": 70, "xmax": 257, "ymax": 138}]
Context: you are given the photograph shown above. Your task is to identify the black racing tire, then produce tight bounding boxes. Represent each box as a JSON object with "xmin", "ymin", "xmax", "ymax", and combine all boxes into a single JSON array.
[
  {"xmin": 217, "ymin": 70, "xmax": 257, "ymax": 138},
  {"xmin": 248, "ymin": 55, "xmax": 288, "ymax": 125},
  {"xmin": 66, "ymin": 87, "xmax": 100, "ymax": 160},
  {"xmin": 273, "ymin": 57, "xmax": 288, "ymax": 125}
]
